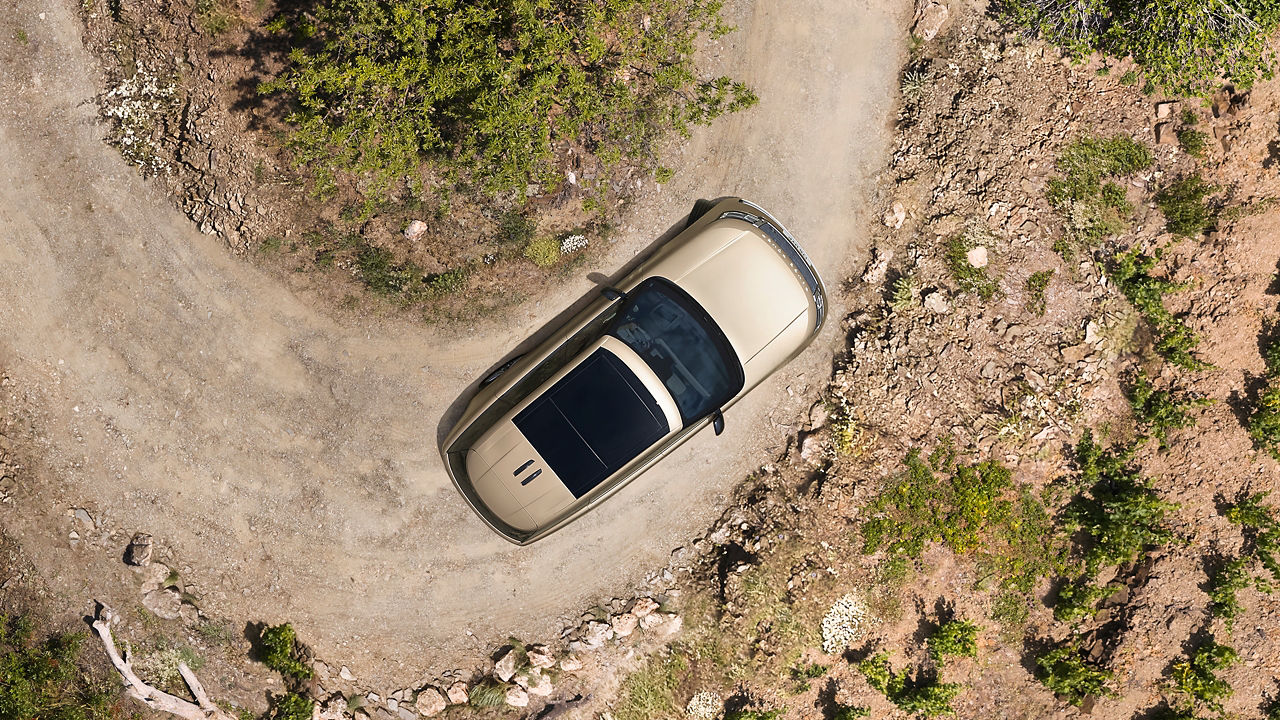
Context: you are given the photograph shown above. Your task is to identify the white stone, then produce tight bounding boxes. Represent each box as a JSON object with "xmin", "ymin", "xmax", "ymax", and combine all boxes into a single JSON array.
[
  {"xmin": 415, "ymin": 689, "xmax": 445, "ymax": 717},
  {"xmin": 494, "ymin": 649, "xmax": 518, "ymax": 682},
  {"xmin": 526, "ymin": 646, "xmax": 555, "ymax": 669},
  {"xmin": 882, "ymin": 202, "xmax": 906, "ymax": 229},
  {"xmin": 339, "ymin": 666, "xmax": 356, "ymax": 682},
  {"xmin": 965, "ymin": 246, "xmax": 988, "ymax": 268},
  {"xmin": 579, "ymin": 621, "xmax": 613, "ymax": 649},
  {"xmin": 403, "ymin": 220, "xmax": 428, "ymax": 242},
  {"xmin": 516, "ymin": 670, "xmax": 553, "ymax": 697},
  {"xmin": 559, "ymin": 655, "xmax": 583, "ymax": 672},
  {"xmin": 141, "ymin": 588, "xmax": 182, "ymax": 620},
  {"xmin": 913, "ymin": 1, "xmax": 950, "ymax": 41},
  {"xmin": 504, "ymin": 686, "xmax": 528, "ymax": 708},
  {"xmin": 639, "ymin": 612, "xmax": 667, "ymax": 631},
  {"xmin": 631, "ymin": 597, "xmax": 660, "ymax": 618},
  {"xmin": 923, "ymin": 292, "xmax": 950, "ymax": 314},
  {"xmin": 446, "ymin": 682, "xmax": 469, "ymax": 705},
  {"xmin": 610, "ymin": 612, "xmax": 639, "ymax": 638}
]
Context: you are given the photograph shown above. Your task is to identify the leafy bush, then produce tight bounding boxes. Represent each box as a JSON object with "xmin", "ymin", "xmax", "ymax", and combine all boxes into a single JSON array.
[
  {"xmin": 259, "ymin": 624, "xmax": 313, "ymax": 680},
  {"xmin": 260, "ymin": 0, "xmax": 757, "ymax": 201},
  {"xmin": 1025, "ymin": 270, "xmax": 1054, "ymax": 316},
  {"xmin": 833, "ymin": 706, "xmax": 871, "ymax": 720},
  {"xmin": 1248, "ymin": 387, "xmax": 1280, "ymax": 459},
  {"xmin": 0, "ymin": 616, "xmax": 114, "ymax": 720},
  {"xmin": 1206, "ymin": 556, "xmax": 1255, "ymax": 629},
  {"xmin": 996, "ymin": 0, "xmax": 1280, "ymax": 96},
  {"xmin": 1155, "ymin": 174, "xmax": 1219, "ymax": 237},
  {"xmin": 1125, "ymin": 372, "xmax": 1209, "ymax": 447},
  {"xmin": 1170, "ymin": 641, "xmax": 1237, "ymax": 711},
  {"xmin": 1035, "ymin": 641, "xmax": 1117, "ymax": 706},
  {"xmin": 1225, "ymin": 492, "xmax": 1280, "ymax": 582},
  {"xmin": 1053, "ymin": 580, "xmax": 1115, "ymax": 623},
  {"xmin": 944, "ymin": 230, "xmax": 999, "ymax": 300},
  {"xmin": 1045, "ymin": 135, "xmax": 1152, "ymax": 254},
  {"xmin": 927, "ymin": 620, "xmax": 979, "ymax": 666},
  {"xmin": 271, "ymin": 693, "xmax": 314, "ymax": 720},
  {"xmin": 857, "ymin": 653, "xmax": 962, "ymax": 718},
  {"xmin": 1067, "ymin": 432, "xmax": 1177, "ymax": 573},
  {"xmin": 1107, "ymin": 248, "xmax": 1207, "ymax": 370},
  {"xmin": 1177, "ymin": 128, "xmax": 1210, "ymax": 157}
]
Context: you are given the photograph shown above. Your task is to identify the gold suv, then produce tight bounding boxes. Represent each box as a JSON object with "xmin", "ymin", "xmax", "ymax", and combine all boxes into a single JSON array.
[{"xmin": 441, "ymin": 198, "xmax": 826, "ymax": 544}]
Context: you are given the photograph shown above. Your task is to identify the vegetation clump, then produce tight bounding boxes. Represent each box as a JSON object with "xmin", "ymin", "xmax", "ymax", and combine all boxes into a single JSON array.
[
  {"xmin": 1125, "ymin": 372, "xmax": 1209, "ymax": 447},
  {"xmin": 270, "ymin": 693, "xmax": 315, "ymax": 720},
  {"xmin": 857, "ymin": 653, "xmax": 962, "ymax": 718},
  {"xmin": 1024, "ymin": 269, "xmax": 1054, "ymax": 316},
  {"xmin": 943, "ymin": 230, "xmax": 999, "ymax": 300},
  {"xmin": 1169, "ymin": 641, "xmax": 1237, "ymax": 712},
  {"xmin": 1154, "ymin": 174, "xmax": 1219, "ymax": 238},
  {"xmin": 1035, "ymin": 640, "xmax": 1117, "ymax": 706},
  {"xmin": 1107, "ymin": 248, "xmax": 1207, "ymax": 370},
  {"xmin": 1045, "ymin": 135, "xmax": 1152, "ymax": 255},
  {"xmin": 1067, "ymin": 432, "xmax": 1177, "ymax": 573},
  {"xmin": 1177, "ymin": 128, "xmax": 1210, "ymax": 157},
  {"xmin": 927, "ymin": 620, "xmax": 979, "ymax": 667},
  {"xmin": 259, "ymin": 623, "xmax": 313, "ymax": 680},
  {"xmin": 1053, "ymin": 580, "xmax": 1116, "ymax": 623},
  {"xmin": 260, "ymin": 0, "xmax": 757, "ymax": 201},
  {"xmin": 996, "ymin": 0, "xmax": 1280, "ymax": 96},
  {"xmin": 0, "ymin": 616, "xmax": 114, "ymax": 720},
  {"xmin": 1249, "ymin": 334, "xmax": 1280, "ymax": 458}
]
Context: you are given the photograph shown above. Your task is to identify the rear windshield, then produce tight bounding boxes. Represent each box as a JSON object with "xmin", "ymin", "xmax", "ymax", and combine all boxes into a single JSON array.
[
  {"xmin": 609, "ymin": 278, "xmax": 743, "ymax": 425},
  {"xmin": 514, "ymin": 348, "xmax": 670, "ymax": 499}
]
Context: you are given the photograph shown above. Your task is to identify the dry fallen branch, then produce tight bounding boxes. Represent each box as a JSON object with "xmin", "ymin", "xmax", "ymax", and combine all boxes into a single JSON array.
[{"xmin": 92, "ymin": 602, "xmax": 238, "ymax": 720}]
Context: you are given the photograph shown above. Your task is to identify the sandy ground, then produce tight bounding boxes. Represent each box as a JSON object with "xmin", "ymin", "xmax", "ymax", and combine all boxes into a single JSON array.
[{"xmin": 0, "ymin": 0, "xmax": 907, "ymax": 685}]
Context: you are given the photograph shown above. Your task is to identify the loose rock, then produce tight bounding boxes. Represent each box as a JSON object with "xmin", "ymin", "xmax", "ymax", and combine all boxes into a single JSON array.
[
  {"xmin": 446, "ymin": 682, "xmax": 468, "ymax": 705},
  {"xmin": 610, "ymin": 612, "xmax": 638, "ymax": 638},
  {"xmin": 504, "ymin": 686, "xmax": 528, "ymax": 708},
  {"xmin": 403, "ymin": 220, "xmax": 428, "ymax": 242},
  {"xmin": 125, "ymin": 532, "xmax": 153, "ymax": 567},
  {"xmin": 414, "ymin": 688, "xmax": 445, "ymax": 717},
  {"xmin": 494, "ymin": 649, "xmax": 518, "ymax": 682},
  {"xmin": 923, "ymin": 291, "xmax": 950, "ymax": 314}
]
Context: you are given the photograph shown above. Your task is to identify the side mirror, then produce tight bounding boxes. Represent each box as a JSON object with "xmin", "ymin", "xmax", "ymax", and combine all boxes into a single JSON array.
[
  {"xmin": 712, "ymin": 410, "xmax": 725, "ymax": 436},
  {"xmin": 600, "ymin": 286, "xmax": 627, "ymax": 302}
]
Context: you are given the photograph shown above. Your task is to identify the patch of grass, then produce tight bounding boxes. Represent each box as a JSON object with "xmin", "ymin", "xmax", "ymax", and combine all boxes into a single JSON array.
[
  {"xmin": 890, "ymin": 274, "xmax": 916, "ymax": 312},
  {"xmin": 497, "ymin": 211, "xmax": 536, "ymax": 248},
  {"xmin": 467, "ymin": 681, "xmax": 507, "ymax": 709},
  {"xmin": 195, "ymin": 621, "xmax": 234, "ymax": 646},
  {"xmin": 654, "ymin": 166, "xmax": 674, "ymax": 183},
  {"xmin": 258, "ymin": 624, "xmax": 313, "ymax": 680},
  {"xmin": 857, "ymin": 653, "xmax": 962, "ymax": 718},
  {"xmin": 927, "ymin": 620, "xmax": 978, "ymax": 667},
  {"xmin": 613, "ymin": 651, "xmax": 688, "ymax": 720},
  {"xmin": 1035, "ymin": 640, "xmax": 1117, "ymax": 706},
  {"xmin": 1154, "ymin": 174, "xmax": 1219, "ymax": 238},
  {"xmin": 944, "ymin": 230, "xmax": 999, "ymax": 300},
  {"xmin": 0, "ymin": 615, "xmax": 115, "ymax": 720},
  {"xmin": 990, "ymin": 591, "xmax": 1030, "ymax": 634},
  {"xmin": 523, "ymin": 236, "xmax": 561, "ymax": 268},
  {"xmin": 1170, "ymin": 641, "xmax": 1237, "ymax": 712},
  {"xmin": 788, "ymin": 662, "xmax": 827, "ymax": 693},
  {"xmin": 901, "ymin": 69, "xmax": 929, "ymax": 102},
  {"xmin": 258, "ymin": 235, "xmax": 284, "ymax": 253},
  {"xmin": 194, "ymin": 0, "xmax": 235, "ymax": 34},
  {"xmin": 425, "ymin": 267, "xmax": 468, "ymax": 296},
  {"xmin": 1180, "ymin": 108, "xmax": 1198, "ymax": 126},
  {"xmin": 724, "ymin": 710, "xmax": 782, "ymax": 720},
  {"xmin": 1025, "ymin": 270, "xmax": 1054, "ymax": 316},
  {"xmin": 1119, "ymin": 70, "xmax": 1138, "ymax": 86},
  {"xmin": 1066, "ymin": 431, "xmax": 1177, "ymax": 574},
  {"xmin": 1046, "ymin": 135, "xmax": 1152, "ymax": 255},
  {"xmin": 1125, "ymin": 372, "xmax": 1209, "ymax": 448},
  {"xmin": 1107, "ymin": 248, "xmax": 1207, "ymax": 370},
  {"xmin": 14, "ymin": 28, "xmax": 28, "ymax": 44}
]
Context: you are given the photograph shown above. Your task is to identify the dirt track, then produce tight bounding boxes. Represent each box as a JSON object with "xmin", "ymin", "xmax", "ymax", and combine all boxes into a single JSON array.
[{"xmin": 0, "ymin": 0, "xmax": 906, "ymax": 684}]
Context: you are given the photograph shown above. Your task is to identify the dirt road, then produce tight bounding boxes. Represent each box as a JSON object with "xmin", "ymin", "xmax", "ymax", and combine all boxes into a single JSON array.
[{"xmin": 0, "ymin": 0, "xmax": 906, "ymax": 684}]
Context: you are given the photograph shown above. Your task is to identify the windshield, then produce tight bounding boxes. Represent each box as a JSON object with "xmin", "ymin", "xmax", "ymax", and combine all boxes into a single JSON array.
[{"xmin": 609, "ymin": 278, "xmax": 743, "ymax": 425}]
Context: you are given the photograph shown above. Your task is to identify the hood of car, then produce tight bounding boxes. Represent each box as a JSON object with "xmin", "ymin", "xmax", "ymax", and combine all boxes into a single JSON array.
[{"xmin": 672, "ymin": 220, "xmax": 811, "ymax": 363}]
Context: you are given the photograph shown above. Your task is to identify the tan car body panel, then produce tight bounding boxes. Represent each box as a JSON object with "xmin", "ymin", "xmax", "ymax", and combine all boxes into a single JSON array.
[{"xmin": 441, "ymin": 198, "xmax": 825, "ymax": 543}]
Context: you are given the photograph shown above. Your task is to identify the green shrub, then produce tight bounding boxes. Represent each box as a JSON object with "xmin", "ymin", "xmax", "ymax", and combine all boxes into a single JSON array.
[
  {"xmin": 789, "ymin": 662, "xmax": 827, "ymax": 693},
  {"xmin": 996, "ymin": 0, "xmax": 1280, "ymax": 96},
  {"xmin": 1053, "ymin": 580, "xmax": 1114, "ymax": 623},
  {"xmin": 990, "ymin": 591, "xmax": 1031, "ymax": 632},
  {"xmin": 1045, "ymin": 135, "xmax": 1152, "ymax": 254},
  {"xmin": 1170, "ymin": 641, "xmax": 1237, "ymax": 711},
  {"xmin": 524, "ymin": 236, "xmax": 561, "ymax": 268},
  {"xmin": 1067, "ymin": 432, "xmax": 1177, "ymax": 573},
  {"xmin": 1155, "ymin": 174, "xmax": 1219, "ymax": 238},
  {"xmin": 259, "ymin": 624, "xmax": 313, "ymax": 680},
  {"xmin": 1107, "ymin": 248, "xmax": 1207, "ymax": 370},
  {"xmin": 833, "ymin": 706, "xmax": 871, "ymax": 720},
  {"xmin": 724, "ymin": 711, "xmax": 782, "ymax": 720},
  {"xmin": 1262, "ymin": 327, "xmax": 1280, "ymax": 377},
  {"xmin": 1248, "ymin": 387, "xmax": 1280, "ymax": 459},
  {"xmin": 1225, "ymin": 492, "xmax": 1280, "ymax": 582},
  {"xmin": 260, "ymin": 0, "xmax": 757, "ymax": 201},
  {"xmin": 497, "ymin": 211, "xmax": 536, "ymax": 248},
  {"xmin": 944, "ymin": 231, "xmax": 999, "ymax": 300},
  {"xmin": 425, "ymin": 267, "xmax": 469, "ymax": 296},
  {"xmin": 357, "ymin": 246, "xmax": 421, "ymax": 296},
  {"xmin": 1125, "ymin": 372, "xmax": 1209, "ymax": 447},
  {"xmin": 1119, "ymin": 70, "xmax": 1138, "ymax": 85},
  {"xmin": 271, "ymin": 693, "xmax": 315, "ymax": 720},
  {"xmin": 1025, "ymin": 270, "xmax": 1055, "ymax": 316},
  {"xmin": 857, "ymin": 653, "xmax": 962, "ymax": 718},
  {"xmin": 1206, "ymin": 556, "xmax": 1253, "ymax": 628},
  {"xmin": 0, "ymin": 617, "xmax": 114, "ymax": 720},
  {"xmin": 891, "ymin": 274, "xmax": 916, "ymax": 312},
  {"xmin": 928, "ymin": 620, "xmax": 979, "ymax": 666},
  {"xmin": 1035, "ymin": 641, "xmax": 1117, "ymax": 706},
  {"xmin": 1177, "ymin": 128, "xmax": 1210, "ymax": 157}
]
